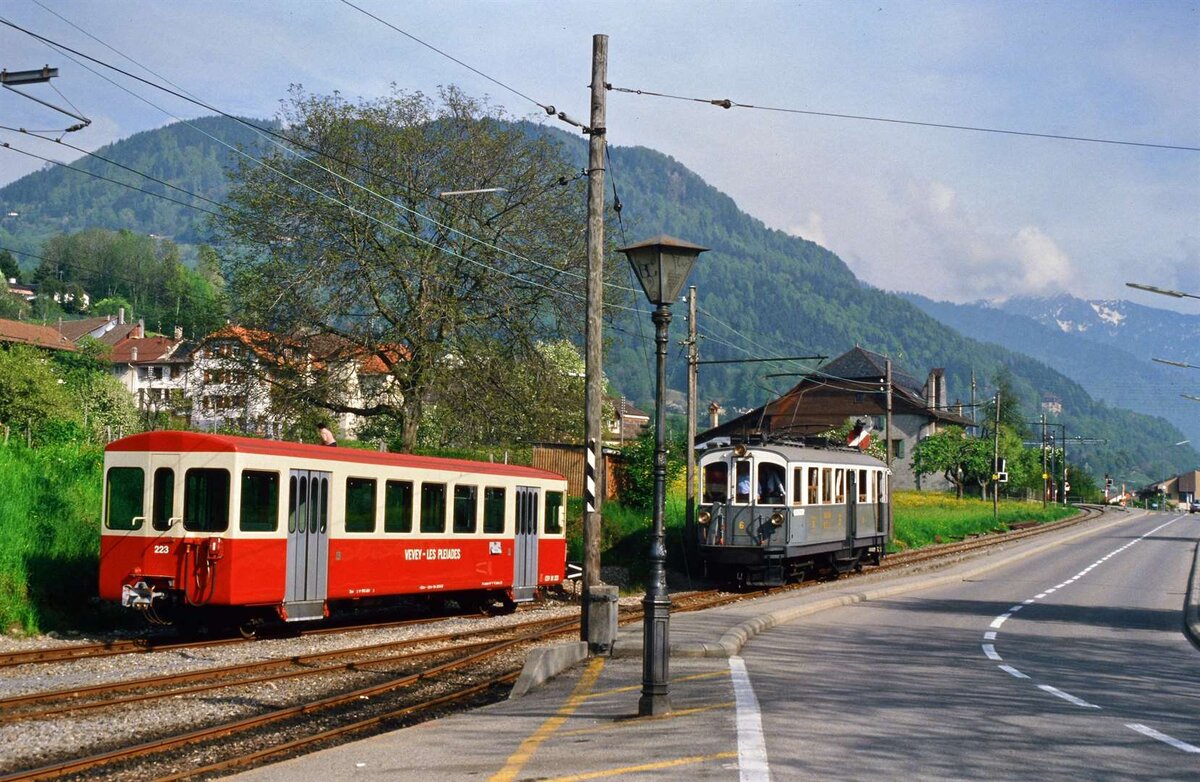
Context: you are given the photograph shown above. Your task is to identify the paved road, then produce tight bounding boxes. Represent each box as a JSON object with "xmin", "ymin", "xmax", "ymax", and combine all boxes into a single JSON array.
[{"xmin": 741, "ymin": 512, "xmax": 1200, "ymax": 781}]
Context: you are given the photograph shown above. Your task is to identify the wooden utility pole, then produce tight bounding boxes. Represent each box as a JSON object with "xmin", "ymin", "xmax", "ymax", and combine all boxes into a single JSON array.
[
  {"xmin": 992, "ymin": 391, "xmax": 1001, "ymax": 522},
  {"xmin": 581, "ymin": 34, "xmax": 608, "ymax": 645},
  {"xmin": 684, "ymin": 286, "xmax": 698, "ymax": 561}
]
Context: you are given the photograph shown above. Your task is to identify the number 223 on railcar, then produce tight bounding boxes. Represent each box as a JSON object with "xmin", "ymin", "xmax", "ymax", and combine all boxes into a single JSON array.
[{"xmin": 99, "ymin": 431, "xmax": 568, "ymax": 623}]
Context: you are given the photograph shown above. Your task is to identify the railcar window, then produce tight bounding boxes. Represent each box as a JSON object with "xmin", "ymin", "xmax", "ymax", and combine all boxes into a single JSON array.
[
  {"xmin": 807, "ymin": 467, "xmax": 819, "ymax": 504},
  {"xmin": 240, "ymin": 471, "xmax": 279, "ymax": 531},
  {"xmin": 420, "ymin": 483, "xmax": 446, "ymax": 533},
  {"xmin": 385, "ymin": 480, "xmax": 413, "ymax": 533},
  {"xmin": 821, "ymin": 468, "xmax": 833, "ymax": 504},
  {"xmin": 876, "ymin": 471, "xmax": 887, "ymax": 503},
  {"xmin": 484, "ymin": 487, "xmax": 505, "ymax": 533},
  {"xmin": 453, "ymin": 485, "xmax": 478, "ymax": 533},
  {"xmin": 757, "ymin": 464, "xmax": 785, "ymax": 504},
  {"xmin": 318, "ymin": 477, "xmax": 328, "ymax": 533},
  {"xmin": 792, "ymin": 467, "xmax": 804, "ymax": 505},
  {"xmin": 152, "ymin": 467, "xmax": 174, "ymax": 531},
  {"xmin": 545, "ymin": 491, "xmax": 564, "ymax": 534},
  {"xmin": 834, "ymin": 469, "xmax": 846, "ymax": 503},
  {"xmin": 106, "ymin": 467, "xmax": 144, "ymax": 530},
  {"xmin": 858, "ymin": 469, "xmax": 869, "ymax": 503},
  {"xmin": 288, "ymin": 476, "xmax": 298, "ymax": 533},
  {"xmin": 184, "ymin": 469, "xmax": 230, "ymax": 532},
  {"xmin": 345, "ymin": 477, "xmax": 377, "ymax": 533},
  {"xmin": 735, "ymin": 461, "xmax": 751, "ymax": 503},
  {"xmin": 703, "ymin": 462, "xmax": 728, "ymax": 502}
]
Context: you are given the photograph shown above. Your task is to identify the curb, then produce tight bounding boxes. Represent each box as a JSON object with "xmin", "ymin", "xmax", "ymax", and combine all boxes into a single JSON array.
[{"xmin": 1185, "ymin": 539, "xmax": 1200, "ymax": 651}]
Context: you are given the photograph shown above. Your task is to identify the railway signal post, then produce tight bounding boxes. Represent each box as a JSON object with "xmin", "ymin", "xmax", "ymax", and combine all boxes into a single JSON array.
[{"xmin": 619, "ymin": 235, "xmax": 707, "ymax": 717}]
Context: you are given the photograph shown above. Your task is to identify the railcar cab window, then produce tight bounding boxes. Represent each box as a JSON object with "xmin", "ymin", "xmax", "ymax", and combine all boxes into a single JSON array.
[
  {"xmin": 807, "ymin": 467, "xmax": 819, "ymax": 505},
  {"xmin": 858, "ymin": 469, "xmax": 870, "ymax": 503},
  {"xmin": 703, "ymin": 462, "xmax": 728, "ymax": 502},
  {"xmin": 757, "ymin": 463, "xmax": 785, "ymax": 504},
  {"xmin": 240, "ymin": 471, "xmax": 279, "ymax": 531},
  {"xmin": 184, "ymin": 468, "xmax": 230, "ymax": 532},
  {"xmin": 834, "ymin": 469, "xmax": 846, "ymax": 503},
  {"xmin": 483, "ymin": 487, "xmax": 505, "ymax": 533},
  {"xmin": 735, "ymin": 461, "xmax": 751, "ymax": 503},
  {"xmin": 453, "ymin": 485, "xmax": 478, "ymax": 533},
  {"xmin": 106, "ymin": 467, "xmax": 144, "ymax": 530},
  {"xmin": 345, "ymin": 477, "xmax": 377, "ymax": 533},
  {"xmin": 152, "ymin": 467, "xmax": 174, "ymax": 531},
  {"xmin": 820, "ymin": 468, "xmax": 833, "ymax": 504},
  {"xmin": 545, "ymin": 491, "xmax": 564, "ymax": 534},
  {"xmin": 385, "ymin": 480, "xmax": 414, "ymax": 533},
  {"xmin": 421, "ymin": 483, "xmax": 447, "ymax": 533}
]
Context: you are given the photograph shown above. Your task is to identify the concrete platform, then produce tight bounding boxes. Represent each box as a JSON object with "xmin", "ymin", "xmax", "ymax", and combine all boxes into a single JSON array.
[{"xmin": 232, "ymin": 509, "xmax": 1192, "ymax": 781}]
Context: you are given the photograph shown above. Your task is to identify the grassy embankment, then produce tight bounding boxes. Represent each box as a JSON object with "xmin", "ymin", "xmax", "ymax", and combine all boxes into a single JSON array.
[
  {"xmin": 890, "ymin": 490, "xmax": 1078, "ymax": 550},
  {"xmin": 0, "ymin": 443, "xmax": 105, "ymax": 634}
]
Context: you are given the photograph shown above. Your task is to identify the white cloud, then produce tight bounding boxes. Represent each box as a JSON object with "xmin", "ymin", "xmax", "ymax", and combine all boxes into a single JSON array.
[{"xmin": 786, "ymin": 211, "xmax": 828, "ymax": 247}]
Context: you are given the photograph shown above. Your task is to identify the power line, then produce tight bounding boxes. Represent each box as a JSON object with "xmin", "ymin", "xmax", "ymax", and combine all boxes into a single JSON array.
[{"xmin": 608, "ymin": 85, "xmax": 1200, "ymax": 153}]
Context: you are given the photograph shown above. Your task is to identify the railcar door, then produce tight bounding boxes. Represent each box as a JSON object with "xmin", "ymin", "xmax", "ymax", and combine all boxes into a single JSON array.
[
  {"xmin": 284, "ymin": 469, "xmax": 330, "ymax": 621},
  {"xmin": 846, "ymin": 470, "xmax": 858, "ymax": 547},
  {"xmin": 512, "ymin": 486, "xmax": 539, "ymax": 602}
]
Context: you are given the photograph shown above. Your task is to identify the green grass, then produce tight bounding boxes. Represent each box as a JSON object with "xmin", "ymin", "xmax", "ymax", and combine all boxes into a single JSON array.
[
  {"xmin": 0, "ymin": 443, "xmax": 105, "ymax": 634},
  {"xmin": 892, "ymin": 490, "xmax": 1078, "ymax": 551}
]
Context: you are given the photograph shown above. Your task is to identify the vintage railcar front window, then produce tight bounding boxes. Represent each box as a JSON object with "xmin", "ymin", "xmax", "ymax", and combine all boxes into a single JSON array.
[
  {"xmin": 758, "ymin": 463, "xmax": 785, "ymax": 504},
  {"xmin": 184, "ymin": 468, "xmax": 230, "ymax": 532},
  {"xmin": 240, "ymin": 470, "xmax": 279, "ymax": 531},
  {"xmin": 734, "ymin": 461, "xmax": 751, "ymax": 503},
  {"xmin": 703, "ymin": 462, "xmax": 729, "ymax": 502},
  {"xmin": 106, "ymin": 467, "xmax": 144, "ymax": 530}
]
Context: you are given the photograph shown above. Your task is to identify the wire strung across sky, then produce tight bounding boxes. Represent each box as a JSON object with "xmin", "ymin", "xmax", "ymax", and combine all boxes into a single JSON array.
[{"xmin": 607, "ymin": 85, "xmax": 1200, "ymax": 153}]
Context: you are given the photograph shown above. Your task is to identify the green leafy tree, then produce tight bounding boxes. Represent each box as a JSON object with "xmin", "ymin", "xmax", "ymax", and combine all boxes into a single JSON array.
[
  {"xmin": 912, "ymin": 426, "xmax": 973, "ymax": 498},
  {"xmin": 0, "ymin": 345, "xmax": 80, "ymax": 438},
  {"xmin": 618, "ymin": 427, "xmax": 686, "ymax": 511},
  {"xmin": 0, "ymin": 249, "xmax": 19, "ymax": 283},
  {"xmin": 214, "ymin": 86, "xmax": 622, "ymax": 450}
]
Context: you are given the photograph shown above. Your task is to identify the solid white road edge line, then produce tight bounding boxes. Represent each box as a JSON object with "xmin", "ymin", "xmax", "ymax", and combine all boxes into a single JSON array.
[{"xmin": 730, "ymin": 656, "xmax": 771, "ymax": 782}]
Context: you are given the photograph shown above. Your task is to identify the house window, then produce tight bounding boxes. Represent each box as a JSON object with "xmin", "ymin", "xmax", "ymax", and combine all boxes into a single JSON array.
[{"xmin": 892, "ymin": 439, "xmax": 906, "ymax": 460}]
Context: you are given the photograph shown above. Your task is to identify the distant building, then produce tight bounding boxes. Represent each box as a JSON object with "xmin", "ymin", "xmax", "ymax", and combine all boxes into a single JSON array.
[
  {"xmin": 1041, "ymin": 393, "xmax": 1063, "ymax": 416},
  {"xmin": 608, "ymin": 397, "xmax": 649, "ymax": 444},
  {"xmin": 0, "ymin": 317, "xmax": 76, "ymax": 351},
  {"xmin": 697, "ymin": 346, "xmax": 972, "ymax": 490}
]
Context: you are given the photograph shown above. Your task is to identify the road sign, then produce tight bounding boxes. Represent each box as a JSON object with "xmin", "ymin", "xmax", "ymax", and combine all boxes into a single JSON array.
[{"xmin": 565, "ymin": 562, "xmax": 583, "ymax": 581}]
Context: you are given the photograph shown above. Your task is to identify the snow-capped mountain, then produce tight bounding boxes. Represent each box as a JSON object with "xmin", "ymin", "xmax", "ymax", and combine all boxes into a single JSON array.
[{"xmin": 997, "ymin": 294, "xmax": 1200, "ymax": 361}]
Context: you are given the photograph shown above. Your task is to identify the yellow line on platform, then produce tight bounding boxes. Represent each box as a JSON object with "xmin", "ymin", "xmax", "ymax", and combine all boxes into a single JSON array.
[
  {"xmin": 488, "ymin": 656, "xmax": 607, "ymax": 782},
  {"xmin": 542, "ymin": 751, "xmax": 740, "ymax": 781},
  {"xmin": 558, "ymin": 701, "xmax": 735, "ymax": 738}
]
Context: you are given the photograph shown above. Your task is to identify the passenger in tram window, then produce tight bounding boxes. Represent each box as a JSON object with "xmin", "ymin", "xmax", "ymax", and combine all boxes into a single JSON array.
[
  {"xmin": 758, "ymin": 465, "xmax": 785, "ymax": 504},
  {"xmin": 735, "ymin": 462, "xmax": 751, "ymax": 503},
  {"xmin": 317, "ymin": 422, "xmax": 337, "ymax": 447}
]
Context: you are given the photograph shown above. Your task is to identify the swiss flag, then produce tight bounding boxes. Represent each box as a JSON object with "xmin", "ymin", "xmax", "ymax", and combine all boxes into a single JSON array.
[{"xmin": 848, "ymin": 420, "xmax": 872, "ymax": 450}]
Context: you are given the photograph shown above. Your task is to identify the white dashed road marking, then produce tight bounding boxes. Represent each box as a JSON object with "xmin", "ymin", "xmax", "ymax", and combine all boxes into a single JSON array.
[{"xmin": 1126, "ymin": 724, "xmax": 1200, "ymax": 754}]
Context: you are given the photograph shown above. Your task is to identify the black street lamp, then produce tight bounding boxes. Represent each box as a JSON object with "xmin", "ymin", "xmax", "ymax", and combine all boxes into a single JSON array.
[{"xmin": 618, "ymin": 234, "xmax": 707, "ymax": 717}]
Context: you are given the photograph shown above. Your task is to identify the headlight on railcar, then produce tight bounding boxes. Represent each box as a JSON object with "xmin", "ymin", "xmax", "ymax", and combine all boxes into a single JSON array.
[
  {"xmin": 698, "ymin": 510, "xmax": 712, "ymax": 525},
  {"xmin": 733, "ymin": 443, "xmax": 748, "ymax": 458},
  {"xmin": 769, "ymin": 511, "xmax": 784, "ymax": 527}
]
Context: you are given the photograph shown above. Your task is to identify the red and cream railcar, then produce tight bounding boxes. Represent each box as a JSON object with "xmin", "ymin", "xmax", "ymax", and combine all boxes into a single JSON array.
[{"xmin": 100, "ymin": 431, "xmax": 568, "ymax": 624}]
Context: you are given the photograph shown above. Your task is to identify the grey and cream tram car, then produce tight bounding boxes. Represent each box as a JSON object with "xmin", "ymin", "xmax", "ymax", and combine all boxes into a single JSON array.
[{"xmin": 697, "ymin": 442, "xmax": 890, "ymax": 586}]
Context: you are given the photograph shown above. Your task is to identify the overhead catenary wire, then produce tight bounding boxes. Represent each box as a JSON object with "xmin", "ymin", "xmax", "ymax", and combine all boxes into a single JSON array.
[
  {"xmin": 608, "ymin": 84, "xmax": 1200, "ymax": 153},
  {"xmin": 0, "ymin": 16, "xmax": 629, "ymax": 296}
]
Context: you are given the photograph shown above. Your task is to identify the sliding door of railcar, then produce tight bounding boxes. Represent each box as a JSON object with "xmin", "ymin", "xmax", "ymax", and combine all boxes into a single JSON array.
[
  {"xmin": 513, "ymin": 486, "xmax": 540, "ymax": 602},
  {"xmin": 285, "ymin": 469, "xmax": 331, "ymax": 621},
  {"xmin": 846, "ymin": 469, "xmax": 858, "ymax": 547}
]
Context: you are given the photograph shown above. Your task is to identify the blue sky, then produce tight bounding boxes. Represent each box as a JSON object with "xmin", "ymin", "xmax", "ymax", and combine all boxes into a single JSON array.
[{"xmin": 1, "ymin": 0, "xmax": 1197, "ymax": 308}]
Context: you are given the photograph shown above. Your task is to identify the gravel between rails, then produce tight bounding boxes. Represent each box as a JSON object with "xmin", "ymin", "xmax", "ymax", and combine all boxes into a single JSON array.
[{"xmin": 0, "ymin": 600, "xmax": 596, "ymax": 776}]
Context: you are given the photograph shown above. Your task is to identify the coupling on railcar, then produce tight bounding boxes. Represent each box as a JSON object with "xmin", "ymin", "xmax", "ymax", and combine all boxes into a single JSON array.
[{"xmin": 697, "ymin": 440, "xmax": 891, "ymax": 587}]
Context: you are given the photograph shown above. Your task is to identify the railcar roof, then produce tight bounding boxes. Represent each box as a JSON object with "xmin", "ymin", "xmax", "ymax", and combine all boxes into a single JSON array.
[
  {"xmin": 105, "ymin": 431, "xmax": 566, "ymax": 482},
  {"xmin": 702, "ymin": 443, "xmax": 886, "ymax": 468}
]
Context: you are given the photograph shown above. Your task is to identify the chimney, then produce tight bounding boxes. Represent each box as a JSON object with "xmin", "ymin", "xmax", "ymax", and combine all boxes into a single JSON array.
[
  {"xmin": 174, "ymin": 326, "xmax": 183, "ymax": 341},
  {"xmin": 137, "ymin": 319, "xmax": 144, "ymax": 339},
  {"xmin": 131, "ymin": 346, "xmax": 138, "ymax": 362},
  {"xmin": 118, "ymin": 307, "xmax": 125, "ymax": 325},
  {"xmin": 708, "ymin": 401, "xmax": 722, "ymax": 428}
]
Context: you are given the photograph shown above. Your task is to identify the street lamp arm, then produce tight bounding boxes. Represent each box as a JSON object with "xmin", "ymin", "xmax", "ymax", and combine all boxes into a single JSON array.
[
  {"xmin": 1126, "ymin": 282, "xmax": 1200, "ymax": 301},
  {"xmin": 1152, "ymin": 357, "xmax": 1200, "ymax": 370}
]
